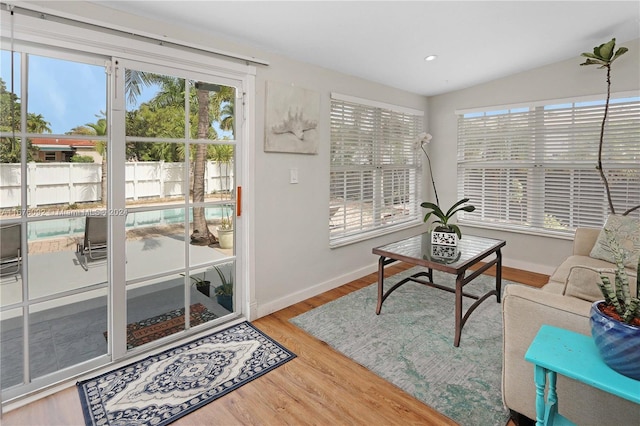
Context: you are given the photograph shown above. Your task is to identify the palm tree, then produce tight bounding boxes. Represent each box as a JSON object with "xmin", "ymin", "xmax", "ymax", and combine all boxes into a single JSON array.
[
  {"xmin": 125, "ymin": 72, "xmax": 233, "ymax": 245},
  {"xmin": 0, "ymin": 78, "xmax": 39, "ymax": 162},
  {"xmin": 67, "ymin": 125, "xmax": 95, "ymax": 136},
  {"xmin": 219, "ymin": 100, "xmax": 234, "ymax": 133},
  {"xmin": 190, "ymin": 87, "xmax": 216, "ymax": 245},
  {"xmin": 26, "ymin": 113, "xmax": 52, "ymax": 134},
  {"xmin": 191, "ymin": 84, "xmax": 235, "ymax": 245}
]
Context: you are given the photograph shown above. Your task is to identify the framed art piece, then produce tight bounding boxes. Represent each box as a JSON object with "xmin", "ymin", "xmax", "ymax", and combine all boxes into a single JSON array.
[{"xmin": 265, "ymin": 81, "xmax": 320, "ymax": 154}]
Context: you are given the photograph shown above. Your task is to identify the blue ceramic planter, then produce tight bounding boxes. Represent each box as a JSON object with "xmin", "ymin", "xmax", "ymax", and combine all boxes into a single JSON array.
[
  {"xmin": 589, "ymin": 301, "xmax": 640, "ymax": 380},
  {"xmin": 217, "ymin": 294, "xmax": 233, "ymax": 311}
]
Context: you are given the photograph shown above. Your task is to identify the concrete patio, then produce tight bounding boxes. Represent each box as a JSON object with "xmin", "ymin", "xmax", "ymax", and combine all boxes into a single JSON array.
[{"xmin": 0, "ymin": 228, "xmax": 235, "ymax": 391}]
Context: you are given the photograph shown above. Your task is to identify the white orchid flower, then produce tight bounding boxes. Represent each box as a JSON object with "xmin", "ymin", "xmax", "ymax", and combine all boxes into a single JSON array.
[{"xmin": 414, "ymin": 132, "xmax": 433, "ymax": 150}]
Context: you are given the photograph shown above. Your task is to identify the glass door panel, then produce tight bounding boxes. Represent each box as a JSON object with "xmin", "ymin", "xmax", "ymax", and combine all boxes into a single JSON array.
[
  {"xmin": 26, "ymin": 54, "xmax": 107, "ymax": 136},
  {"xmin": 120, "ymin": 63, "xmax": 240, "ymax": 352},
  {"xmin": 0, "ymin": 307, "xmax": 23, "ymax": 390},
  {"xmin": 29, "ymin": 290, "xmax": 108, "ymax": 380},
  {"xmin": 27, "ymin": 217, "xmax": 107, "ymax": 299},
  {"xmin": 125, "ymin": 273, "xmax": 186, "ymax": 351},
  {"xmin": 0, "ymin": 48, "xmax": 109, "ymax": 396},
  {"xmin": 125, "ymin": 209, "xmax": 186, "ymax": 282}
]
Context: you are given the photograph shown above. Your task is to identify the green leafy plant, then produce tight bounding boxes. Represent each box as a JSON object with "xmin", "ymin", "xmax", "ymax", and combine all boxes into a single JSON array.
[
  {"xmin": 213, "ymin": 264, "xmax": 233, "ymax": 296},
  {"xmin": 218, "ymin": 216, "xmax": 233, "ymax": 231},
  {"xmin": 595, "ymin": 229, "xmax": 640, "ymax": 325},
  {"xmin": 420, "ymin": 198, "xmax": 475, "ymax": 239},
  {"xmin": 580, "ymin": 38, "xmax": 639, "ymax": 216},
  {"xmin": 181, "ymin": 273, "xmax": 209, "ymax": 288}
]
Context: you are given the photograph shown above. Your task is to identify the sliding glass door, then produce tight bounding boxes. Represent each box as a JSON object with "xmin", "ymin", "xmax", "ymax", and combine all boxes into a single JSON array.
[
  {"xmin": 116, "ymin": 60, "xmax": 239, "ymax": 354},
  {"xmin": 0, "ymin": 47, "xmax": 244, "ymax": 401},
  {"xmin": 0, "ymin": 48, "xmax": 111, "ymax": 396}
]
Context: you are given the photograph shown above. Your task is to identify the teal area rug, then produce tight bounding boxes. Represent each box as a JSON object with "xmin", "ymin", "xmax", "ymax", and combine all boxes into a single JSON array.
[
  {"xmin": 290, "ymin": 266, "xmax": 511, "ymax": 426},
  {"xmin": 78, "ymin": 321, "xmax": 296, "ymax": 426}
]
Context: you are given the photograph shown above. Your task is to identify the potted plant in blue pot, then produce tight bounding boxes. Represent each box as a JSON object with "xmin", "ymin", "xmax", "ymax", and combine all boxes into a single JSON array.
[{"xmin": 588, "ymin": 229, "xmax": 640, "ymax": 380}]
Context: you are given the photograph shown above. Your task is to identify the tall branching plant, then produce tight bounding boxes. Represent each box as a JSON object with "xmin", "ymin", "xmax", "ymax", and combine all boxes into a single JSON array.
[{"xmin": 580, "ymin": 38, "xmax": 639, "ymax": 216}]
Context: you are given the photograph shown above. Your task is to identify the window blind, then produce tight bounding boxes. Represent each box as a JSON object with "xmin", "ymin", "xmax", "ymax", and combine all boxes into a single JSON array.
[
  {"xmin": 457, "ymin": 95, "xmax": 640, "ymax": 235},
  {"xmin": 330, "ymin": 94, "xmax": 423, "ymax": 246}
]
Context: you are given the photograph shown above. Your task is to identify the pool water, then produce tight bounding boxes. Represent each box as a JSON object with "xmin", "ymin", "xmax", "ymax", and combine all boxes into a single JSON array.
[{"xmin": 27, "ymin": 208, "xmax": 230, "ymax": 241}]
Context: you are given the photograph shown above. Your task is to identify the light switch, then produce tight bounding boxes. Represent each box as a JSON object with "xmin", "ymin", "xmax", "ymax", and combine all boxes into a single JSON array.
[{"xmin": 290, "ymin": 168, "xmax": 299, "ymax": 184}]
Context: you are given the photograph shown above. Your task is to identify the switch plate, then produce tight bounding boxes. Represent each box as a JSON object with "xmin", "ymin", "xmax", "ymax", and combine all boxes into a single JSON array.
[{"xmin": 290, "ymin": 168, "xmax": 298, "ymax": 184}]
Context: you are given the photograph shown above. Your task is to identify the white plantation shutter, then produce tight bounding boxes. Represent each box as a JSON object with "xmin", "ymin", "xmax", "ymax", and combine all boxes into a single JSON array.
[
  {"xmin": 330, "ymin": 93, "xmax": 423, "ymax": 246},
  {"xmin": 457, "ymin": 95, "xmax": 640, "ymax": 236}
]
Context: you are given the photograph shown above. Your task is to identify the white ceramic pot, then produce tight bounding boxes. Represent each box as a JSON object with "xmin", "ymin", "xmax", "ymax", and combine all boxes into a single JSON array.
[
  {"xmin": 218, "ymin": 228, "xmax": 234, "ymax": 249},
  {"xmin": 431, "ymin": 229, "xmax": 458, "ymax": 246}
]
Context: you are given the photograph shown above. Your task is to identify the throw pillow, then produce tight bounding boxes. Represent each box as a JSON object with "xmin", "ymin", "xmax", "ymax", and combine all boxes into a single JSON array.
[
  {"xmin": 564, "ymin": 265, "xmax": 637, "ymax": 302},
  {"xmin": 589, "ymin": 214, "xmax": 640, "ymax": 270}
]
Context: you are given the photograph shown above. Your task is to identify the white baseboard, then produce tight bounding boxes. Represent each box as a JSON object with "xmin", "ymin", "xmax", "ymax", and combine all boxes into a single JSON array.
[
  {"xmin": 503, "ymin": 257, "xmax": 555, "ymax": 276},
  {"xmin": 255, "ymin": 257, "xmax": 554, "ymax": 320},
  {"xmin": 247, "ymin": 300, "xmax": 259, "ymax": 321},
  {"xmin": 255, "ymin": 262, "xmax": 378, "ymax": 319}
]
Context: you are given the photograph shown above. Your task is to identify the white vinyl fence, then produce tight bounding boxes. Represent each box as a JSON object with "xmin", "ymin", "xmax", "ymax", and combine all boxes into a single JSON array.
[{"xmin": 0, "ymin": 161, "xmax": 233, "ymax": 208}]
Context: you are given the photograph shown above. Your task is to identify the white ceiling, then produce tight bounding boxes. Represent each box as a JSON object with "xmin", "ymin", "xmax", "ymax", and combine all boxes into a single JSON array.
[{"xmin": 92, "ymin": 1, "xmax": 640, "ymax": 96}]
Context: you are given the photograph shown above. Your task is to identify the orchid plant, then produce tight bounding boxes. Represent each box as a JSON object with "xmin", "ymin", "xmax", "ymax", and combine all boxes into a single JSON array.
[{"xmin": 416, "ymin": 132, "xmax": 476, "ymax": 239}]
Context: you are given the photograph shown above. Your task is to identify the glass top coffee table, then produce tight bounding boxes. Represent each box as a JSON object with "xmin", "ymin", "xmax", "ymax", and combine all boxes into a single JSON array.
[{"xmin": 372, "ymin": 233, "xmax": 506, "ymax": 347}]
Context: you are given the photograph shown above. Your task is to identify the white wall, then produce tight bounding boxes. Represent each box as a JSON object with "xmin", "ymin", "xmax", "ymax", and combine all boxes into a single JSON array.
[
  {"xmin": 28, "ymin": 1, "xmax": 429, "ymax": 318},
  {"xmin": 253, "ymin": 64, "xmax": 428, "ymax": 316},
  {"xmin": 428, "ymin": 38, "xmax": 640, "ymax": 275}
]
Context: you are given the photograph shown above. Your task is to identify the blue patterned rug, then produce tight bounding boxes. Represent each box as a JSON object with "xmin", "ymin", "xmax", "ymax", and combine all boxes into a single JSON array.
[
  {"xmin": 290, "ymin": 267, "xmax": 512, "ymax": 426},
  {"xmin": 77, "ymin": 321, "xmax": 296, "ymax": 426}
]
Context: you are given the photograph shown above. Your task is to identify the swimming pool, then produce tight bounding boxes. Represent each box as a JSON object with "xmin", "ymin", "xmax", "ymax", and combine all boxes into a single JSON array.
[{"xmin": 26, "ymin": 208, "xmax": 230, "ymax": 241}]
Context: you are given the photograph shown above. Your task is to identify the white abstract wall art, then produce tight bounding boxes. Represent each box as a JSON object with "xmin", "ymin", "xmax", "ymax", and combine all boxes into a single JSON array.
[{"xmin": 265, "ymin": 81, "xmax": 320, "ymax": 154}]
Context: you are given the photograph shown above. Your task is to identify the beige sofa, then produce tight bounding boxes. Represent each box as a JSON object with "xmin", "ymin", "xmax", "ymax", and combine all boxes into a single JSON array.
[{"xmin": 502, "ymin": 227, "xmax": 640, "ymax": 425}]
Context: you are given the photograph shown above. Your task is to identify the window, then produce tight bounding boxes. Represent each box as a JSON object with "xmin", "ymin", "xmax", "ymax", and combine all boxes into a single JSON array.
[
  {"xmin": 457, "ymin": 94, "xmax": 640, "ymax": 236},
  {"xmin": 330, "ymin": 93, "xmax": 423, "ymax": 246}
]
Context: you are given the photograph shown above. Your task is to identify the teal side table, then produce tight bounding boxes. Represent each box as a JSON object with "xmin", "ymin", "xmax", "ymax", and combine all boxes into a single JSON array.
[{"xmin": 525, "ymin": 325, "xmax": 640, "ymax": 426}]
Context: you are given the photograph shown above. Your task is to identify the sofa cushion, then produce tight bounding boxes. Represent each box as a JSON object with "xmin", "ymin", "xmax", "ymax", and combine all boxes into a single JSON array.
[
  {"xmin": 549, "ymin": 255, "xmax": 611, "ymax": 286},
  {"xmin": 549, "ymin": 254, "xmax": 638, "ymax": 302},
  {"xmin": 541, "ymin": 281, "xmax": 565, "ymax": 295},
  {"xmin": 565, "ymin": 265, "xmax": 612, "ymax": 302},
  {"xmin": 590, "ymin": 214, "xmax": 640, "ymax": 270}
]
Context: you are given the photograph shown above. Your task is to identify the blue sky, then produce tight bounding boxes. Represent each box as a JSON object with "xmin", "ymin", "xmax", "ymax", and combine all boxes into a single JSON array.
[
  {"xmin": 1, "ymin": 51, "xmax": 106, "ymax": 134},
  {"xmin": 1, "ymin": 51, "xmax": 230, "ymax": 137}
]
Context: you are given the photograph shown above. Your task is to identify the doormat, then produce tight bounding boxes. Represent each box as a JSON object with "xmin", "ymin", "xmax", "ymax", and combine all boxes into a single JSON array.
[
  {"xmin": 79, "ymin": 321, "xmax": 296, "ymax": 426},
  {"xmin": 103, "ymin": 303, "xmax": 218, "ymax": 349}
]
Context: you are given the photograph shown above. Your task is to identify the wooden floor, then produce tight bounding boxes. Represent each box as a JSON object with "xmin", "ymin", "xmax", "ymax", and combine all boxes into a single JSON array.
[{"xmin": 2, "ymin": 263, "xmax": 548, "ymax": 426}]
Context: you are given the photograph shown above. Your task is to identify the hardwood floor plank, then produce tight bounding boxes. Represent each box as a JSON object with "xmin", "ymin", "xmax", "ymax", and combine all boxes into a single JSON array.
[{"xmin": 2, "ymin": 262, "xmax": 546, "ymax": 425}]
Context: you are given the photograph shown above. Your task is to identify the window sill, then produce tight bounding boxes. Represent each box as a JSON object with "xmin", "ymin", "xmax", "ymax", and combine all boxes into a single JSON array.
[
  {"xmin": 458, "ymin": 220, "xmax": 577, "ymax": 241},
  {"xmin": 330, "ymin": 221, "xmax": 423, "ymax": 248}
]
